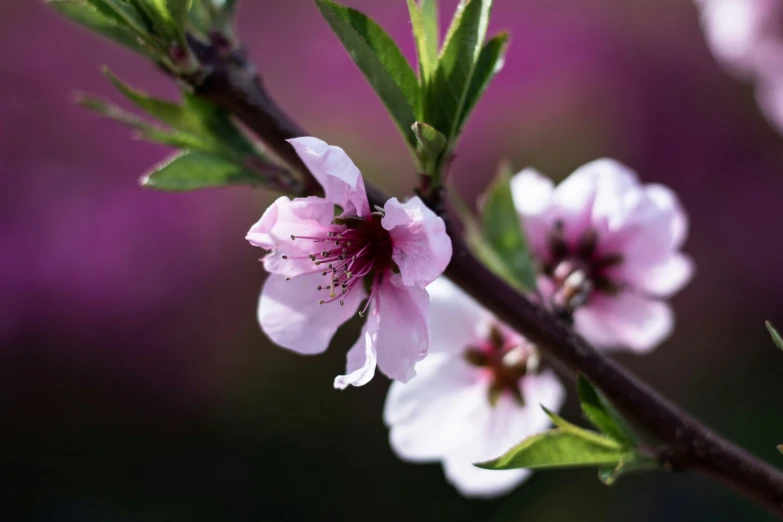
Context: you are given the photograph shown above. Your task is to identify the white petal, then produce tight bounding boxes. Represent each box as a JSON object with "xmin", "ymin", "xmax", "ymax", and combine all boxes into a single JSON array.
[
  {"xmin": 258, "ymin": 273, "xmax": 365, "ymax": 355},
  {"xmin": 385, "ymin": 355, "xmax": 489, "ymax": 461},
  {"xmin": 509, "ymin": 168, "xmax": 556, "ymax": 258},
  {"xmin": 427, "ymin": 277, "xmax": 492, "ymax": 354},
  {"xmin": 619, "ymin": 252, "xmax": 695, "ymax": 298}
]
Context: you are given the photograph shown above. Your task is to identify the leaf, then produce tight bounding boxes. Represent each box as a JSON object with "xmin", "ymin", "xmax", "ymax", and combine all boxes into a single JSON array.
[
  {"xmin": 166, "ymin": 0, "xmax": 192, "ymax": 39},
  {"xmin": 77, "ymin": 95, "xmax": 212, "ymax": 151},
  {"xmin": 598, "ymin": 451, "xmax": 658, "ymax": 486},
  {"xmin": 103, "ymin": 69, "xmax": 256, "ymax": 156},
  {"xmin": 577, "ymin": 374, "xmax": 637, "ymax": 446},
  {"xmin": 412, "ymin": 122, "xmax": 446, "ymax": 169},
  {"xmin": 315, "ymin": 0, "xmax": 420, "ymax": 147},
  {"xmin": 48, "ymin": 0, "xmax": 157, "ymax": 59},
  {"xmin": 407, "ymin": 0, "xmax": 439, "ymax": 83},
  {"xmin": 141, "ymin": 150, "xmax": 266, "ymax": 191},
  {"xmin": 767, "ymin": 321, "xmax": 783, "ymax": 351},
  {"xmin": 131, "ymin": 0, "xmax": 182, "ymax": 42},
  {"xmin": 476, "ymin": 428, "xmax": 625, "ymax": 471},
  {"xmin": 449, "ymin": 186, "xmax": 527, "ymax": 292},
  {"xmin": 425, "ymin": 0, "xmax": 492, "ymax": 142},
  {"xmin": 456, "ymin": 31, "xmax": 508, "ymax": 134},
  {"xmin": 479, "ymin": 161, "xmax": 537, "ymax": 291}
]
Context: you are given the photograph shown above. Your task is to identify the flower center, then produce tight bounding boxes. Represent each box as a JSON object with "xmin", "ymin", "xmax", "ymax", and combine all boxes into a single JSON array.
[
  {"xmin": 464, "ymin": 325, "xmax": 538, "ymax": 407},
  {"xmin": 543, "ymin": 220, "xmax": 623, "ymax": 315},
  {"xmin": 288, "ymin": 214, "xmax": 393, "ymax": 314}
]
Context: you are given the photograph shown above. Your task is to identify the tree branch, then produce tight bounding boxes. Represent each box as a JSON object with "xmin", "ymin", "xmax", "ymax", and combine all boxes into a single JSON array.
[{"xmin": 188, "ymin": 41, "xmax": 783, "ymax": 517}]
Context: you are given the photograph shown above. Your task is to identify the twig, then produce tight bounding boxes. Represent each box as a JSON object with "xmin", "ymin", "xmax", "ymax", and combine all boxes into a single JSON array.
[{"xmin": 185, "ymin": 39, "xmax": 783, "ymax": 517}]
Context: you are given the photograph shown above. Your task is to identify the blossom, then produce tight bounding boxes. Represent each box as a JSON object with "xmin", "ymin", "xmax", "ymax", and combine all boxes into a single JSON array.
[
  {"xmin": 384, "ymin": 278, "xmax": 565, "ymax": 498},
  {"xmin": 246, "ymin": 137, "xmax": 452, "ymax": 387},
  {"xmin": 511, "ymin": 159, "xmax": 693, "ymax": 353},
  {"xmin": 696, "ymin": 0, "xmax": 783, "ymax": 132}
]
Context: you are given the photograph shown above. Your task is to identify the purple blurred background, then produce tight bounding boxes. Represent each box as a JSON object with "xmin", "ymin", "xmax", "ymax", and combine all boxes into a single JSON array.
[{"xmin": 3, "ymin": 0, "xmax": 783, "ymax": 520}]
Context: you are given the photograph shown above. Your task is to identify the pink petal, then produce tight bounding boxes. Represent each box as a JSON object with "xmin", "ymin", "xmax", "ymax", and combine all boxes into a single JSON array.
[
  {"xmin": 552, "ymin": 159, "xmax": 639, "ymax": 245},
  {"xmin": 258, "ymin": 273, "xmax": 365, "ymax": 355},
  {"xmin": 333, "ymin": 321, "xmax": 377, "ymax": 389},
  {"xmin": 427, "ymin": 278, "xmax": 493, "ymax": 353},
  {"xmin": 374, "ymin": 274, "xmax": 430, "ymax": 382},
  {"xmin": 645, "ymin": 184, "xmax": 689, "ymax": 250},
  {"xmin": 247, "ymin": 196, "xmax": 337, "ymax": 277},
  {"xmin": 574, "ymin": 292, "xmax": 674, "ymax": 354},
  {"xmin": 288, "ymin": 137, "xmax": 370, "ymax": 218},
  {"xmin": 385, "ymin": 354, "xmax": 489, "ymax": 461},
  {"xmin": 618, "ymin": 252, "xmax": 695, "ymax": 298},
  {"xmin": 510, "ymin": 168, "xmax": 555, "ymax": 259},
  {"xmin": 381, "ymin": 197, "xmax": 452, "ymax": 288}
]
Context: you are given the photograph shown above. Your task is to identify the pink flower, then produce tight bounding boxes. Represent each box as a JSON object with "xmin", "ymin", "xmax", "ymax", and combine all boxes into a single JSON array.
[
  {"xmin": 696, "ymin": 0, "xmax": 783, "ymax": 132},
  {"xmin": 384, "ymin": 278, "xmax": 565, "ymax": 498},
  {"xmin": 511, "ymin": 159, "xmax": 693, "ymax": 353},
  {"xmin": 246, "ymin": 137, "xmax": 452, "ymax": 387}
]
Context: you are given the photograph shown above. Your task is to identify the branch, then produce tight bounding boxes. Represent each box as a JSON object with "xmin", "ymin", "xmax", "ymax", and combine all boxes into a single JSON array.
[{"xmin": 187, "ymin": 40, "xmax": 783, "ymax": 516}]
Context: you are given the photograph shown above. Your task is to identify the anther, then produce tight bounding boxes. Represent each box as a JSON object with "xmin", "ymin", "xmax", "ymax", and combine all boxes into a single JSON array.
[
  {"xmin": 282, "ymin": 255, "xmax": 288, "ymax": 259},
  {"xmin": 340, "ymin": 300, "xmax": 345, "ymax": 306},
  {"xmin": 315, "ymin": 261, "xmax": 321, "ymax": 266},
  {"xmin": 318, "ymin": 285, "xmax": 322, "ymax": 290},
  {"xmin": 358, "ymin": 311, "xmax": 365, "ymax": 318},
  {"xmin": 286, "ymin": 277, "xmax": 291, "ymax": 281},
  {"xmin": 319, "ymin": 300, "xmax": 325, "ymax": 305},
  {"xmin": 290, "ymin": 235, "xmax": 296, "ymax": 240}
]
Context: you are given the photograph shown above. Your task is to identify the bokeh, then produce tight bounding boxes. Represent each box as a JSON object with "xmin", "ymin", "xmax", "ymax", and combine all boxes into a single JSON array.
[{"xmin": 3, "ymin": 0, "xmax": 783, "ymax": 520}]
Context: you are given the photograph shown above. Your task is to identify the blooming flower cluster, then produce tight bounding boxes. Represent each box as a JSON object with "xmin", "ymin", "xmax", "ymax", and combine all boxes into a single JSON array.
[
  {"xmin": 247, "ymin": 137, "xmax": 452, "ymax": 388},
  {"xmin": 512, "ymin": 159, "xmax": 693, "ymax": 353},
  {"xmin": 247, "ymin": 138, "xmax": 692, "ymax": 498},
  {"xmin": 696, "ymin": 0, "xmax": 783, "ymax": 132}
]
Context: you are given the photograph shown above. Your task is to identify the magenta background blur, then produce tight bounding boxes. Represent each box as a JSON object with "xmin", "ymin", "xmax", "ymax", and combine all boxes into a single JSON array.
[{"xmin": 3, "ymin": 0, "xmax": 783, "ymax": 520}]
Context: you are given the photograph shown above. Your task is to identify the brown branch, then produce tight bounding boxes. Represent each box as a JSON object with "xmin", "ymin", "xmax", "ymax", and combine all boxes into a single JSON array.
[{"xmin": 187, "ymin": 41, "xmax": 783, "ymax": 517}]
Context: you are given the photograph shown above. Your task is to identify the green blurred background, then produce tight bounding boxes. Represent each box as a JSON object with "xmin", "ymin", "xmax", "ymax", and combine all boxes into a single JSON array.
[{"xmin": 3, "ymin": 0, "xmax": 783, "ymax": 520}]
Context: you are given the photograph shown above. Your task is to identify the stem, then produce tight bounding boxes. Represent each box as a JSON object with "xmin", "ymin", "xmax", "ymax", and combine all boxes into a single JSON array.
[{"xmin": 186, "ymin": 41, "xmax": 783, "ymax": 516}]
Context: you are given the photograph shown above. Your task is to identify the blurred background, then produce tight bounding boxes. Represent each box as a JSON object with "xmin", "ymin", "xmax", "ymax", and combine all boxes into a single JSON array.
[{"xmin": 3, "ymin": 0, "xmax": 783, "ymax": 520}]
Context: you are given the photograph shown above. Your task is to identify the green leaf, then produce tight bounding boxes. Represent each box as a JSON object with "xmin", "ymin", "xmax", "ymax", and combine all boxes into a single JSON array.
[
  {"xmin": 48, "ymin": 0, "xmax": 157, "ymax": 59},
  {"xmin": 598, "ymin": 451, "xmax": 658, "ymax": 486},
  {"xmin": 166, "ymin": 0, "xmax": 192, "ymax": 39},
  {"xmin": 130, "ymin": 0, "xmax": 182, "ymax": 42},
  {"xmin": 142, "ymin": 151, "xmax": 266, "ymax": 191},
  {"xmin": 77, "ymin": 95, "xmax": 212, "ymax": 151},
  {"xmin": 479, "ymin": 161, "xmax": 537, "ymax": 291},
  {"xmin": 407, "ymin": 0, "xmax": 439, "ymax": 84},
  {"xmin": 766, "ymin": 321, "xmax": 783, "ymax": 351},
  {"xmin": 412, "ymin": 122, "xmax": 446, "ymax": 169},
  {"xmin": 476, "ymin": 428, "xmax": 625, "ymax": 471},
  {"xmin": 425, "ymin": 0, "xmax": 492, "ymax": 142},
  {"xmin": 577, "ymin": 375, "xmax": 637, "ymax": 446},
  {"xmin": 449, "ymin": 186, "xmax": 528, "ymax": 292},
  {"xmin": 456, "ymin": 31, "xmax": 508, "ymax": 134},
  {"xmin": 103, "ymin": 69, "xmax": 256, "ymax": 156},
  {"xmin": 315, "ymin": 0, "xmax": 420, "ymax": 147}
]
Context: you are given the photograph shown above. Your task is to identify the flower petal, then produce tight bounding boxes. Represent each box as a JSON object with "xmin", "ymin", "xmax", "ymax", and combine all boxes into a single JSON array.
[
  {"xmin": 552, "ymin": 159, "xmax": 639, "ymax": 245},
  {"xmin": 427, "ymin": 277, "xmax": 493, "ymax": 353},
  {"xmin": 645, "ymin": 183, "xmax": 689, "ymax": 250},
  {"xmin": 258, "ymin": 272, "xmax": 365, "ymax": 355},
  {"xmin": 439, "ymin": 370, "xmax": 565, "ymax": 498},
  {"xmin": 374, "ymin": 274, "xmax": 430, "ymax": 382},
  {"xmin": 382, "ymin": 197, "xmax": 452, "ymax": 288},
  {"xmin": 247, "ymin": 196, "xmax": 337, "ymax": 277},
  {"xmin": 288, "ymin": 137, "xmax": 370, "ymax": 217},
  {"xmin": 334, "ymin": 320, "xmax": 377, "ymax": 389},
  {"xmin": 385, "ymin": 354, "xmax": 489, "ymax": 460},
  {"xmin": 574, "ymin": 292, "xmax": 674, "ymax": 354},
  {"xmin": 441, "ymin": 452, "xmax": 531, "ymax": 499},
  {"xmin": 618, "ymin": 252, "xmax": 695, "ymax": 298}
]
